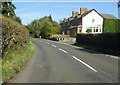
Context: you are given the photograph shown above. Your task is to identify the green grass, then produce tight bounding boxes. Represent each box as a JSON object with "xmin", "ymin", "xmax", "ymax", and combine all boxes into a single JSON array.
[
  {"xmin": 0, "ymin": 59, "xmax": 2, "ymax": 84},
  {"xmin": 2, "ymin": 42, "xmax": 35, "ymax": 83}
]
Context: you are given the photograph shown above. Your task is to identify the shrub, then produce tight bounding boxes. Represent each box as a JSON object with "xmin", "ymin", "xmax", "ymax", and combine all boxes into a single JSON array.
[
  {"xmin": 1, "ymin": 14, "xmax": 35, "ymax": 83},
  {"xmin": 76, "ymin": 33, "xmax": 120, "ymax": 50},
  {"xmin": 103, "ymin": 19, "xmax": 120, "ymax": 33},
  {"xmin": 86, "ymin": 28, "xmax": 92, "ymax": 33},
  {"xmin": 1, "ymin": 15, "xmax": 29, "ymax": 57}
]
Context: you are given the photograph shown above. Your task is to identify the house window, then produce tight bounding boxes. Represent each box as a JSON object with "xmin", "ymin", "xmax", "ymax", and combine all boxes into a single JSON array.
[
  {"xmin": 94, "ymin": 29, "xmax": 95, "ymax": 32},
  {"xmin": 92, "ymin": 19, "xmax": 95, "ymax": 23},
  {"xmin": 96, "ymin": 29, "xmax": 98, "ymax": 32},
  {"xmin": 79, "ymin": 29, "xmax": 82, "ymax": 33},
  {"xmin": 99, "ymin": 29, "xmax": 101, "ymax": 32}
]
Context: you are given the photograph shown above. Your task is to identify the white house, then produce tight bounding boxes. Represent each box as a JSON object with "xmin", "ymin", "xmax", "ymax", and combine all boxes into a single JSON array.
[
  {"xmin": 60, "ymin": 8, "xmax": 117, "ymax": 36},
  {"xmin": 81, "ymin": 9, "xmax": 103, "ymax": 34}
]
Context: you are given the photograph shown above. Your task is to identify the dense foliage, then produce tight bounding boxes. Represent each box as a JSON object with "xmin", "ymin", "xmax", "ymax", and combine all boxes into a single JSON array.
[
  {"xmin": 86, "ymin": 28, "xmax": 92, "ymax": 33},
  {"xmin": 76, "ymin": 33, "xmax": 120, "ymax": 50},
  {"xmin": 0, "ymin": 2, "xmax": 22, "ymax": 24},
  {"xmin": 118, "ymin": 1, "xmax": 120, "ymax": 8},
  {"xmin": 26, "ymin": 15, "xmax": 60, "ymax": 38},
  {"xmin": 103, "ymin": 19, "xmax": 120, "ymax": 33},
  {"xmin": 1, "ymin": 15, "xmax": 29, "ymax": 57},
  {"xmin": 1, "ymin": 15, "xmax": 35, "ymax": 83},
  {"xmin": 0, "ymin": 2, "xmax": 16, "ymax": 18}
]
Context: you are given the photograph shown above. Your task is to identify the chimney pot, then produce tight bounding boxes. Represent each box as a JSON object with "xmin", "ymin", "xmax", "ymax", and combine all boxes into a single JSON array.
[
  {"xmin": 72, "ymin": 11, "xmax": 79, "ymax": 17},
  {"xmin": 80, "ymin": 7, "xmax": 88, "ymax": 15}
]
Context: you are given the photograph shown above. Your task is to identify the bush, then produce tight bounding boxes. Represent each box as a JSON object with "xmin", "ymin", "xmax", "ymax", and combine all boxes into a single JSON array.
[
  {"xmin": 1, "ymin": 15, "xmax": 29, "ymax": 57},
  {"xmin": 103, "ymin": 19, "xmax": 120, "ymax": 33},
  {"xmin": 86, "ymin": 28, "xmax": 92, "ymax": 33},
  {"xmin": 26, "ymin": 15, "xmax": 59, "ymax": 38},
  {"xmin": 76, "ymin": 33, "xmax": 120, "ymax": 50},
  {"xmin": 1, "ymin": 15, "xmax": 35, "ymax": 83}
]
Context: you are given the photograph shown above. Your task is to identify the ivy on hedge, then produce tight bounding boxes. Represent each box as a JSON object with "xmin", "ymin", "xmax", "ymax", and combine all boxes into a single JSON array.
[
  {"xmin": 76, "ymin": 33, "xmax": 120, "ymax": 50},
  {"xmin": 103, "ymin": 19, "xmax": 120, "ymax": 33}
]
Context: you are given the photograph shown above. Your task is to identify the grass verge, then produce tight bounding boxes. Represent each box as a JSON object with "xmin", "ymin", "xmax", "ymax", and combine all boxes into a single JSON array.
[
  {"xmin": 0, "ymin": 59, "xmax": 2, "ymax": 84},
  {"xmin": 2, "ymin": 42, "xmax": 35, "ymax": 83}
]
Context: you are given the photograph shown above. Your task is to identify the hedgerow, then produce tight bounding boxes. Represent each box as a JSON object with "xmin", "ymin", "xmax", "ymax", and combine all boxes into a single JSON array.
[{"xmin": 1, "ymin": 15, "xmax": 35, "ymax": 83}]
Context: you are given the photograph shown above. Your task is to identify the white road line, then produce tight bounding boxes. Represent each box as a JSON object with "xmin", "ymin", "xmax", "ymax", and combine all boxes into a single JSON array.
[
  {"xmin": 45, "ymin": 42, "xmax": 49, "ymax": 44},
  {"xmin": 47, "ymin": 42, "xmax": 50, "ymax": 44},
  {"xmin": 100, "ymin": 54, "xmax": 120, "ymax": 59},
  {"xmin": 109, "ymin": 55, "xmax": 120, "ymax": 59},
  {"xmin": 52, "ymin": 44, "xmax": 57, "ymax": 48},
  {"xmin": 59, "ymin": 48, "xmax": 68, "ymax": 54},
  {"xmin": 72, "ymin": 56, "xmax": 97, "ymax": 72}
]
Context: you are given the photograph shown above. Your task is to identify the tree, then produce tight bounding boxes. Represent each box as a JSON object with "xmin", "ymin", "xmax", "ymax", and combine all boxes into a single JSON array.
[
  {"xmin": 1, "ymin": 2, "xmax": 23, "ymax": 24},
  {"xmin": 26, "ymin": 15, "xmax": 60, "ymax": 38},
  {"xmin": 8, "ymin": 2, "xmax": 16, "ymax": 18},
  {"xmin": 14, "ymin": 16, "xmax": 22, "ymax": 24},
  {"xmin": 118, "ymin": 0, "xmax": 120, "ymax": 8},
  {"xmin": 48, "ymin": 14, "xmax": 52, "ymax": 21},
  {"xmin": 1, "ymin": 2, "xmax": 16, "ymax": 18},
  {"xmin": 0, "ymin": 1, "xmax": 2, "ymax": 13}
]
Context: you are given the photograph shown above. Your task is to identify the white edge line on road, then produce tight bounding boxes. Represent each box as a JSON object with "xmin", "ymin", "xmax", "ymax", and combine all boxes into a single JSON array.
[
  {"xmin": 47, "ymin": 42, "xmax": 50, "ymax": 44},
  {"xmin": 72, "ymin": 56, "xmax": 97, "ymax": 72},
  {"xmin": 106, "ymin": 55, "xmax": 120, "ymax": 59},
  {"xmin": 45, "ymin": 42, "xmax": 49, "ymax": 44},
  {"xmin": 110, "ymin": 56, "xmax": 120, "ymax": 59},
  {"xmin": 100, "ymin": 54, "xmax": 120, "ymax": 59},
  {"xmin": 52, "ymin": 44, "xmax": 57, "ymax": 48},
  {"xmin": 59, "ymin": 48, "xmax": 68, "ymax": 54}
]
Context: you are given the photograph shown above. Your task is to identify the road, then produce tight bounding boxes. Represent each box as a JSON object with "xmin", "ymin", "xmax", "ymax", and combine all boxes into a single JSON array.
[{"xmin": 11, "ymin": 38, "xmax": 119, "ymax": 83}]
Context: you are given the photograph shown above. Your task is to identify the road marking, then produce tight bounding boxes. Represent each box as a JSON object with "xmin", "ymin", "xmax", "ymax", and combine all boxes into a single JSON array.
[
  {"xmin": 47, "ymin": 42, "xmax": 50, "ymax": 44},
  {"xmin": 109, "ymin": 55, "xmax": 120, "ymax": 59},
  {"xmin": 45, "ymin": 42, "xmax": 49, "ymax": 44},
  {"xmin": 100, "ymin": 54, "xmax": 120, "ymax": 59},
  {"xmin": 59, "ymin": 48, "xmax": 68, "ymax": 54},
  {"xmin": 72, "ymin": 56, "xmax": 97, "ymax": 72},
  {"xmin": 52, "ymin": 44, "xmax": 57, "ymax": 48},
  {"xmin": 62, "ymin": 43, "xmax": 69, "ymax": 45}
]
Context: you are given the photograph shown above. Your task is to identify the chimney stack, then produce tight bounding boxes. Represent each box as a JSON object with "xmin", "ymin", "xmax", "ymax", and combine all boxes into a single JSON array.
[
  {"xmin": 72, "ymin": 11, "xmax": 79, "ymax": 17},
  {"xmin": 80, "ymin": 7, "xmax": 88, "ymax": 15}
]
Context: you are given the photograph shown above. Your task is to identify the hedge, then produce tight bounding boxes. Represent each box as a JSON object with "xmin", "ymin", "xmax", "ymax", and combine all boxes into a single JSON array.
[
  {"xmin": 1, "ymin": 15, "xmax": 29, "ymax": 57},
  {"xmin": 76, "ymin": 33, "xmax": 120, "ymax": 50},
  {"xmin": 1, "ymin": 14, "xmax": 35, "ymax": 83},
  {"xmin": 103, "ymin": 19, "xmax": 120, "ymax": 33}
]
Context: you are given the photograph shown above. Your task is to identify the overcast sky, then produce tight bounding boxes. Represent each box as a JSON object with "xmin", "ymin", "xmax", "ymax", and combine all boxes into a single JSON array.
[{"xmin": 13, "ymin": 1, "xmax": 119, "ymax": 25}]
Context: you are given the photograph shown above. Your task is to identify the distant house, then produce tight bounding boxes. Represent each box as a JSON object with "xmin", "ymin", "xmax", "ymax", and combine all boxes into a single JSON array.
[{"xmin": 60, "ymin": 8, "xmax": 117, "ymax": 37}]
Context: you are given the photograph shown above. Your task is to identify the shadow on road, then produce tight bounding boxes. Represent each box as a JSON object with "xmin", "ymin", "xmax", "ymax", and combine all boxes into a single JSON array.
[{"xmin": 72, "ymin": 43, "xmax": 120, "ymax": 57}]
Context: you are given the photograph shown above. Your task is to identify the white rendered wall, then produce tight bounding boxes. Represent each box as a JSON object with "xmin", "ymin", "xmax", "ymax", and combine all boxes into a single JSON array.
[{"xmin": 82, "ymin": 10, "xmax": 103, "ymax": 34}]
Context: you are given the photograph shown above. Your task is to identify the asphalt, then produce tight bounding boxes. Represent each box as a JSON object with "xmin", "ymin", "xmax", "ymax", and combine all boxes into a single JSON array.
[{"xmin": 10, "ymin": 38, "xmax": 119, "ymax": 83}]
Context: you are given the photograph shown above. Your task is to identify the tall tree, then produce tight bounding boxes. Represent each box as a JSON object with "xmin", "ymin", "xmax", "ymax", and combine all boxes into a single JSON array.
[
  {"xmin": 1, "ymin": 1, "xmax": 16, "ymax": 18},
  {"xmin": 118, "ymin": 0, "xmax": 120, "ymax": 8},
  {"xmin": 26, "ymin": 15, "xmax": 59, "ymax": 38},
  {"xmin": 8, "ymin": 2, "xmax": 16, "ymax": 18}
]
